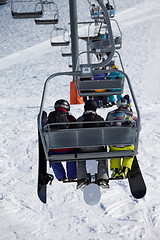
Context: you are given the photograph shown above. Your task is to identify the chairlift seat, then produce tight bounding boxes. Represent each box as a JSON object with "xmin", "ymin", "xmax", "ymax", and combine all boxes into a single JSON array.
[
  {"xmin": 11, "ymin": 10, "xmax": 43, "ymax": 19},
  {"xmin": 44, "ymin": 126, "xmax": 137, "ymax": 161},
  {"xmin": 0, "ymin": 0, "xmax": 8, "ymax": 4},
  {"xmin": 79, "ymin": 36, "xmax": 95, "ymax": 41},
  {"xmin": 51, "ymin": 41, "xmax": 70, "ymax": 47},
  {"xmin": 62, "ymin": 53, "xmax": 72, "ymax": 57},
  {"xmin": 35, "ymin": 19, "xmax": 58, "ymax": 24}
]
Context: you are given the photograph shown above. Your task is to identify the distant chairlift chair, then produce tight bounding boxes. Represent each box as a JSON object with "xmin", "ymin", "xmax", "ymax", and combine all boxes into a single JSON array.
[
  {"xmin": 35, "ymin": 0, "xmax": 59, "ymax": 25},
  {"xmin": 11, "ymin": 0, "xmax": 44, "ymax": 19},
  {"xmin": 105, "ymin": 0, "xmax": 116, "ymax": 18},
  {"xmin": 50, "ymin": 27, "xmax": 70, "ymax": 46}
]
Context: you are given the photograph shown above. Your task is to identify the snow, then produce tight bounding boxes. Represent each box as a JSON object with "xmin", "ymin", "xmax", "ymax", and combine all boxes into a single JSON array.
[{"xmin": 0, "ymin": 0, "xmax": 160, "ymax": 239}]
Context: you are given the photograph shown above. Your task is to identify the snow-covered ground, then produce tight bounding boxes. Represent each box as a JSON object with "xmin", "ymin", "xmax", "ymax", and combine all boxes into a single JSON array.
[{"xmin": 0, "ymin": 0, "xmax": 160, "ymax": 239}]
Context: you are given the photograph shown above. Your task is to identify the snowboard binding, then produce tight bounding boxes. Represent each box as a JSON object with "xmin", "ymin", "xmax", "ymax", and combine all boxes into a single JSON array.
[{"xmin": 39, "ymin": 173, "xmax": 54, "ymax": 185}]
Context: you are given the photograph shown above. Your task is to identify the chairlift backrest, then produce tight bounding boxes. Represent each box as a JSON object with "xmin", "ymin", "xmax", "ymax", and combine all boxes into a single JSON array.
[
  {"xmin": 44, "ymin": 125, "xmax": 136, "ymax": 149},
  {"xmin": 77, "ymin": 78, "xmax": 124, "ymax": 97}
]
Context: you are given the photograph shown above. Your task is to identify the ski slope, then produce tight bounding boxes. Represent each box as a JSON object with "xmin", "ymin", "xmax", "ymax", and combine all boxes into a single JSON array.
[{"xmin": 0, "ymin": 0, "xmax": 160, "ymax": 239}]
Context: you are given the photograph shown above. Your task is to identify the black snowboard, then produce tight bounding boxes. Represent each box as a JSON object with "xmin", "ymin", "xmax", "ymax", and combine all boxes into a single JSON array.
[
  {"xmin": 128, "ymin": 156, "xmax": 146, "ymax": 199},
  {"xmin": 37, "ymin": 131, "xmax": 53, "ymax": 203},
  {"xmin": 37, "ymin": 131, "xmax": 47, "ymax": 203}
]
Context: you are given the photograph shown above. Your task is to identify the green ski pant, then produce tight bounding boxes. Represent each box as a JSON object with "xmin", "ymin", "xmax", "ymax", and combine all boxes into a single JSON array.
[{"xmin": 109, "ymin": 145, "xmax": 135, "ymax": 170}]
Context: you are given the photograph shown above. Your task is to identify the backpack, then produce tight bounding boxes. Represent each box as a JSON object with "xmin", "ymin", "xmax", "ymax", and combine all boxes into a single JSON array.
[
  {"xmin": 83, "ymin": 111, "xmax": 103, "ymax": 128},
  {"xmin": 47, "ymin": 110, "xmax": 69, "ymax": 130}
]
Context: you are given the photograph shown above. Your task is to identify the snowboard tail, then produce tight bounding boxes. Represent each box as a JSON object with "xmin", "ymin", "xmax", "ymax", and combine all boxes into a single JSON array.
[{"xmin": 128, "ymin": 156, "xmax": 146, "ymax": 199}]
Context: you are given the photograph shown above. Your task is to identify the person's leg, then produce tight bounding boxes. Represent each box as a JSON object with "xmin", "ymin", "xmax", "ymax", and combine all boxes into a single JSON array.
[
  {"xmin": 97, "ymin": 160, "xmax": 109, "ymax": 188},
  {"xmin": 51, "ymin": 162, "xmax": 66, "ymax": 181},
  {"xmin": 109, "ymin": 146, "xmax": 122, "ymax": 178},
  {"xmin": 76, "ymin": 161, "xmax": 90, "ymax": 189},
  {"xmin": 118, "ymin": 145, "xmax": 135, "ymax": 178},
  {"xmin": 97, "ymin": 160, "xmax": 109, "ymax": 181},
  {"xmin": 66, "ymin": 161, "xmax": 77, "ymax": 179},
  {"xmin": 77, "ymin": 161, "xmax": 88, "ymax": 180}
]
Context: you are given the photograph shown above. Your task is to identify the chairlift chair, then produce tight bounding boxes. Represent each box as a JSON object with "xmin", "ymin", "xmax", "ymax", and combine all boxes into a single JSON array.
[
  {"xmin": 76, "ymin": 51, "xmax": 125, "ymax": 97},
  {"xmin": 111, "ymin": 19, "xmax": 122, "ymax": 49},
  {"xmin": 61, "ymin": 45, "xmax": 72, "ymax": 57},
  {"xmin": 37, "ymin": 71, "xmax": 140, "ymax": 165},
  {"xmin": 93, "ymin": 20, "xmax": 122, "ymax": 50},
  {"xmin": 0, "ymin": 0, "xmax": 9, "ymax": 4},
  {"xmin": 78, "ymin": 19, "xmax": 115, "ymax": 67},
  {"xmin": 89, "ymin": 3, "xmax": 104, "ymax": 21},
  {"xmin": 35, "ymin": 0, "xmax": 59, "ymax": 25},
  {"xmin": 77, "ymin": 68, "xmax": 124, "ymax": 97},
  {"xmin": 50, "ymin": 27, "xmax": 70, "ymax": 46},
  {"xmin": 11, "ymin": 0, "xmax": 44, "ymax": 19},
  {"xmin": 105, "ymin": 0, "xmax": 116, "ymax": 18}
]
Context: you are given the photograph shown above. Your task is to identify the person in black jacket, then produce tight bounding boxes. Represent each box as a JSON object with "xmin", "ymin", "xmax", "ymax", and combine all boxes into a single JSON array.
[
  {"xmin": 47, "ymin": 99, "xmax": 77, "ymax": 181},
  {"xmin": 76, "ymin": 100, "xmax": 109, "ymax": 189}
]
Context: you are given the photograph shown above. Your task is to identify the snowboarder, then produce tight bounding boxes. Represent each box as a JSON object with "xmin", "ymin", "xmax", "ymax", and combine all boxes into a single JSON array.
[
  {"xmin": 91, "ymin": 4, "xmax": 101, "ymax": 16},
  {"xmin": 107, "ymin": 64, "xmax": 124, "ymax": 106},
  {"xmin": 93, "ymin": 73, "xmax": 109, "ymax": 108},
  {"xmin": 105, "ymin": 2, "xmax": 114, "ymax": 10},
  {"xmin": 106, "ymin": 94, "xmax": 137, "ymax": 179},
  {"xmin": 47, "ymin": 99, "xmax": 77, "ymax": 181},
  {"xmin": 76, "ymin": 99, "xmax": 109, "ymax": 189}
]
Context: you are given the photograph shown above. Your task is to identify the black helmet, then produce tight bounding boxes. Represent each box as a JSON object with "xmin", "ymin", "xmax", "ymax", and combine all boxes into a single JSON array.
[
  {"xmin": 84, "ymin": 100, "xmax": 97, "ymax": 112},
  {"xmin": 54, "ymin": 99, "xmax": 70, "ymax": 111}
]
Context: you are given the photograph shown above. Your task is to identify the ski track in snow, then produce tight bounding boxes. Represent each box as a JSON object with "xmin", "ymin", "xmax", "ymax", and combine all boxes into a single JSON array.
[{"xmin": 1, "ymin": 0, "xmax": 160, "ymax": 239}]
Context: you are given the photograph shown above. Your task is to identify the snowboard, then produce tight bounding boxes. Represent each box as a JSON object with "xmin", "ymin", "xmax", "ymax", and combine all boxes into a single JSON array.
[
  {"xmin": 83, "ymin": 160, "xmax": 101, "ymax": 205},
  {"xmin": 128, "ymin": 156, "xmax": 146, "ymax": 199},
  {"xmin": 37, "ymin": 131, "xmax": 53, "ymax": 204}
]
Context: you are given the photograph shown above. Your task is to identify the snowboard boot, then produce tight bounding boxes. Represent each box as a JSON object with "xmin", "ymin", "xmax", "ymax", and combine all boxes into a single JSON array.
[
  {"xmin": 58, "ymin": 176, "xmax": 67, "ymax": 181},
  {"xmin": 111, "ymin": 168, "xmax": 122, "ymax": 179},
  {"xmin": 68, "ymin": 178, "xmax": 77, "ymax": 182},
  {"xmin": 97, "ymin": 179, "xmax": 109, "ymax": 189},
  {"xmin": 77, "ymin": 179, "xmax": 89, "ymax": 189},
  {"xmin": 40, "ymin": 173, "xmax": 54, "ymax": 185},
  {"xmin": 119, "ymin": 167, "xmax": 129, "ymax": 179}
]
